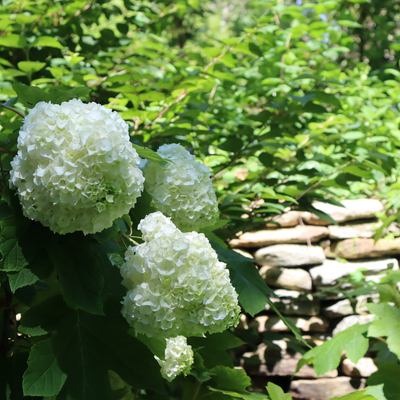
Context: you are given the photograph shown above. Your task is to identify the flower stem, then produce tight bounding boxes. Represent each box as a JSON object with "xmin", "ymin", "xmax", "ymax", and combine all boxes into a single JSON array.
[
  {"xmin": 120, "ymin": 231, "xmax": 140, "ymax": 246},
  {"xmin": 190, "ymin": 379, "xmax": 202, "ymax": 400}
]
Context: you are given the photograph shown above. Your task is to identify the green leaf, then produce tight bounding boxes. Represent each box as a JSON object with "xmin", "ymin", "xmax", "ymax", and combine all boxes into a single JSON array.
[
  {"xmin": 139, "ymin": 91, "xmax": 165, "ymax": 102},
  {"xmin": 338, "ymin": 20, "xmax": 363, "ymax": 28},
  {"xmin": 341, "ymin": 166, "xmax": 374, "ymax": 179},
  {"xmin": 8, "ymin": 268, "xmax": 39, "ymax": 292},
  {"xmin": 367, "ymin": 363, "xmax": 400, "ymax": 400},
  {"xmin": 0, "ymin": 34, "xmax": 27, "ymax": 48},
  {"xmin": 131, "ymin": 143, "xmax": 168, "ymax": 166},
  {"xmin": 20, "ymin": 295, "xmax": 70, "ymax": 333},
  {"xmin": 342, "ymin": 131, "xmax": 365, "ymax": 140},
  {"xmin": 51, "ymin": 301, "xmax": 165, "ymax": 399},
  {"xmin": 12, "ymin": 83, "xmax": 88, "ymax": 108},
  {"xmin": 18, "ymin": 61, "xmax": 46, "ymax": 74},
  {"xmin": 48, "ymin": 234, "xmax": 106, "ymax": 315},
  {"xmin": 291, "ymin": 73, "xmax": 316, "ymax": 80},
  {"xmin": 288, "ymin": 93, "xmax": 316, "ymax": 106},
  {"xmin": 249, "ymin": 42, "xmax": 263, "ymax": 57},
  {"xmin": 329, "ymin": 391, "xmax": 378, "ymax": 400},
  {"xmin": 311, "ymin": 91, "xmax": 342, "ymax": 108},
  {"xmin": 31, "ymin": 36, "xmax": 64, "ymax": 49},
  {"xmin": 0, "ymin": 216, "xmax": 29, "ymax": 272},
  {"xmin": 367, "ymin": 303, "xmax": 400, "ymax": 358},
  {"xmin": 189, "ymin": 331, "xmax": 244, "ymax": 369},
  {"xmin": 23, "ymin": 339, "xmax": 67, "ymax": 397},
  {"xmin": 266, "ymin": 382, "xmax": 292, "ymax": 400},
  {"xmin": 364, "ymin": 385, "xmax": 388, "ymax": 400},
  {"xmin": 209, "ymin": 366, "xmax": 251, "ymax": 395},
  {"xmin": 211, "ymin": 243, "xmax": 275, "ymax": 316},
  {"xmin": 296, "ymin": 323, "xmax": 370, "ymax": 376}
]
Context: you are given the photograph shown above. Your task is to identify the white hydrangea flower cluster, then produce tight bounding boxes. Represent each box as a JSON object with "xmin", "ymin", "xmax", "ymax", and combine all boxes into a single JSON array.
[
  {"xmin": 9, "ymin": 99, "xmax": 144, "ymax": 235},
  {"xmin": 121, "ymin": 212, "xmax": 240, "ymax": 338},
  {"xmin": 143, "ymin": 144, "xmax": 219, "ymax": 232},
  {"xmin": 155, "ymin": 336, "xmax": 194, "ymax": 382}
]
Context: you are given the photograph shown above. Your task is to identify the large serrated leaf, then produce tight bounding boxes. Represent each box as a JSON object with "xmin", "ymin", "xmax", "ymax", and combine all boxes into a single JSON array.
[
  {"xmin": 189, "ymin": 331, "xmax": 244, "ymax": 369},
  {"xmin": 211, "ymin": 242, "xmax": 275, "ymax": 316},
  {"xmin": 49, "ymin": 301, "xmax": 165, "ymax": 400},
  {"xmin": 266, "ymin": 382, "xmax": 292, "ymax": 400},
  {"xmin": 296, "ymin": 323, "xmax": 370, "ymax": 376},
  {"xmin": 367, "ymin": 303, "xmax": 400, "ymax": 358},
  {"xmin": 23, "ymin": 339, "xmax": 67, "ymax": 397},
  {"xmin": 48, "ymin": 234, "xmax": 105, "ymax": 315}
]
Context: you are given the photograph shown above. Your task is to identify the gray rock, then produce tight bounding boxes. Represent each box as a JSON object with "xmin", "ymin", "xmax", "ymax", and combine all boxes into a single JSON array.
[
  {"xmin": 230, "ymin": 225, "xmax": 329, "ymax": 248},
  {"xmin": 242, "ymin": 341, "xmax": 337, "ymax": 378},
  {"xmin": 332, "ymin": 315, "xmax": 375, "ymax": 336},
  {"xmin": 342, "ymin": 357, "xmax": 378, "ymax": 377},
  {"xmin": 266, "ymin": 211, "xmax": 303, "ymax": 228},
  {"xmin": 250, "ymin": 315, "xmax": 329, "ymax": 333},
  {"xmin": 255, "ymin": 244, "xmax": 325, "ymax": 267},
  {"xmin": 326, "ymin": 238, "xmax": 400, "ymax": 259},
  {"xmin": 259, "ymin": 266, "xmax": 312, "ymax": 291},
  {"xmin": 265, "ymin": 290, "xmax": 320, "ymax": 316},
  {"xmin": 310, "ymin": 258, "xmax": 399, "ymax": 286},
  {"xmin": 328, "ymin": 222, "xmax": 381, "ymax": 239},
  {"xmin": 302, "ymin": 199, "xmax": 384, "ymax": 225},
  {"xmin": 290, "ymin": 377, "xmax": 366, "ymax": 400},
  {"xmin": 323, "ymin": 294, "xmax": 379, "ymax": 319},
  {"xmin": 323, "ymin": 299, "xmax": 355, "ymax": 319}
]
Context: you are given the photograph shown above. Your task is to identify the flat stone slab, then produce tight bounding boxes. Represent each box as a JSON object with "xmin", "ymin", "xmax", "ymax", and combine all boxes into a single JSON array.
[
  {"xmin": 242, "ymin": 341, "xmax": 337, "ymax": 378},
  {"xmin": 290, "ymin": 377, "xmax": 365, "ymax": 400},
  {"xmin": 328, "ymin": 222, "xmax": 381, "ymax": 239},
  {"xmin": 333, "ymin": 315, "xmax": 375, "ymax": 336},
  {"xmin": 259, "ymin": 266, "xmax": 312, "ymax": 291},
  {"xmin": 310, "ymin": 258, "xmax": 399, "ymax": 286},
  {"xmin": 255, "ymin": 244, "xmax": 325, "ymax": 267},
  {"xmin": 323, "ymin": 294, "xmax": 379, "ymax": 319},
  {"xmin": 302, "ymin": 199, "xmax": 384, "ymax": 225},
  {"xmin": 250, "ymin": 315, "xmax": 329, "ymax": 333},
  {"xmin": 342, "ymin": 357, "xmax": 378, "ymax": 378},
  {"xmin": 266, "ymin": 211, "xmax": 303, "ymax": 228},
  {"xmin": 230, "ymin": 225, "xmax": 329, "ymax": 248},
  {"xmin": 327, "ymin": 238, "xmax": 400, "ymax": 259}
]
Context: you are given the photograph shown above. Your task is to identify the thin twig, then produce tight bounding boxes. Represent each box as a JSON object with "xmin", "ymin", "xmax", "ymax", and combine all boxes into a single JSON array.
[
  {"xmin": 0, "ymin": 148, "xmax": 17, "ymax": 156},
  {"xmin": 295, "ymin": 160, "xmax": 353, "ymax": 201},
  {"xmin": 147, "ymin": 90, "xmax": 187, "ymax": 128},
  {"xmin": 0, "ymin": 105, "xmax": 25, "ymax": 119}
]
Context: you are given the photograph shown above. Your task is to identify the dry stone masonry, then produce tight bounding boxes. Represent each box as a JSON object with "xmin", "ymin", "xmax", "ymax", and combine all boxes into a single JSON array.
[{"xmin": 233, "ymin": 199, "xmax": 398, "ymax": 400}]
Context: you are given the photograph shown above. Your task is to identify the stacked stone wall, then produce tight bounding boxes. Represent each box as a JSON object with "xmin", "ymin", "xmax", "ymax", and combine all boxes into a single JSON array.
[{"xmin": 231, "ymin": 199, "xmax": 399, "ymax": 400}]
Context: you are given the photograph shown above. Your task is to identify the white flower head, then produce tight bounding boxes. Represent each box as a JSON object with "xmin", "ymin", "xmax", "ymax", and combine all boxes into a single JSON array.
[
  {"xmin": 121, "ymin": 212, "xmax": 240, "ymax": 338},
  {"xmin": 155, "ymin": 336, "xmax": 194, "ymax": 382},
  {"xmin": 143, "ymin": 144, "xmax": 219, "ymax": 232},
  {"xmin": 10, "ymin": 99, "xmax": 144, "ymax": 235}
]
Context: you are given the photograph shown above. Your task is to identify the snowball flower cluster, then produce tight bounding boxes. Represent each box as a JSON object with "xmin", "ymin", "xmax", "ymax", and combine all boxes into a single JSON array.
[
  {"xmin": 9, "ymin": 99, "xmax": 144, "ymax": 235},
  {"xmin": 155, "ymin": 336, "xmax": 194, "ymax": 382},
  {"xmin": 143, "ymin": 144, "xmax": 219, "ymax": 232},
  {"xmin": 121, "ymin": 212, "xmax": 240, "ymax": 338}
]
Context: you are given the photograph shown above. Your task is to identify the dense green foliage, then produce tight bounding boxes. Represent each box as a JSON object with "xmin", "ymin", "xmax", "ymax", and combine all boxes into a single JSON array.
[{"xmin": 1, "ymin": 0, "xmax": 400, "ymax": 399}]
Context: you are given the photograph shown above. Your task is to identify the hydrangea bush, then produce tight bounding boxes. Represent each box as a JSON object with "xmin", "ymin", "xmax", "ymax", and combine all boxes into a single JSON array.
[
  {"xmin": 143, "ymin": 144, "xmax": 219, "ymax": 232},
  {"xmin": 0, "ymin": 87, "xmax": 283, "ymax": 400},
  {"xmin": 9, "ymin": 99, "xmax": 144, "ymax": 235}
]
